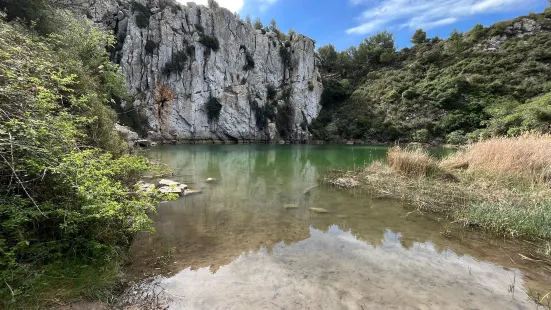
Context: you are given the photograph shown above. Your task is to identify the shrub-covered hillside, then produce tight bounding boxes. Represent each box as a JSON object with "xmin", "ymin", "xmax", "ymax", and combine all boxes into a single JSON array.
[
  {"xmin": 0, "ymin": 4, "xmax": 172, "ymax": 307},
  {"xmin": 312, "ymin": 11, "xmax": 551, "ymax": 144}
]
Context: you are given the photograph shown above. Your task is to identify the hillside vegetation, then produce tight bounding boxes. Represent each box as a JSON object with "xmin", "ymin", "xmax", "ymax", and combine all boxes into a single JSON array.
[
  {"xmin": 0, "ymin": 3, "xmax": 172, "ymax": 308},
  {"xmin": 313, "ymin": 11, "xmax": 551, "ymax": 144}
]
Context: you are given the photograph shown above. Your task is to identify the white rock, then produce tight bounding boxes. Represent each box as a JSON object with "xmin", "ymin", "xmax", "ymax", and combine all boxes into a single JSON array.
[
  {"xmin": 158, "ymin": 179, "xmax": 180, "ymax": 187},
  {"xmin": 83, "ymin": 1, "xmax": 323, "ymax": 143}
]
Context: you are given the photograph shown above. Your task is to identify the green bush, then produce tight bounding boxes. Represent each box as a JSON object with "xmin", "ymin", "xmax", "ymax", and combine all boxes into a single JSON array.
[
  {"xmin": 276, "ymin": 102, "xmax": 295, "ymax": 140},
  {"xmin": 162, "ymin": 50, "xmax": 188, "ymax": 75},
  {"xmin": 0, "ymin": 13, "xmax": 174, "ymax": 307},
  {"xmin": 199, "ymin": 33, "xmax": 220, "ymax": 53},
  {"xmin": 243, "ymin": 50, "xmax": 255, "ymax": 70},
  {"xmin": 250, "ymin": 100, "xmax": 275, "ymax": 130},
  {"xmin": 279, "ymin": 46, "xmax": 292, "ymax": 67},
  {"xmin": 205, "ymin": 97, "xmax": 222, "ymax": 122},
  {"xmin": 130, "ymin": 1, "xmax": 151, "ymax": 29},
  {"xmin": 145, "ymin": 39, "xmax": 157, "ymax": 54},
  {"xmin": 267, "ymin": 85, "xmax": 277, "ymax": 100}
]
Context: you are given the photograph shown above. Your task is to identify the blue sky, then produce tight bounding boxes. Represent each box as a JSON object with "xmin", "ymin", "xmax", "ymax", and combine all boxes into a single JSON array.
[{"xmin": 186, "ymin": 0, "xmax": 548, "ymax": 51}]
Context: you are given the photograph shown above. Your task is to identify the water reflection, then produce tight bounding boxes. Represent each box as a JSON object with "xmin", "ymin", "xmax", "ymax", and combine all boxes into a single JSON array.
[
  {"xmin": 129, "ymin": 226, "xmax": 536, "ymax": 309},
  {"xmin": 128, "ymin": 145, "xmax": 550, "ymax": 308}
]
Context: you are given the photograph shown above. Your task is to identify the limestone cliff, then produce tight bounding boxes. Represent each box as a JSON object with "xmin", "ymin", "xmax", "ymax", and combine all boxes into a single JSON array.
[{"xmin": 83, "ymin": 0, "xmax": 322, "ymax": 143}]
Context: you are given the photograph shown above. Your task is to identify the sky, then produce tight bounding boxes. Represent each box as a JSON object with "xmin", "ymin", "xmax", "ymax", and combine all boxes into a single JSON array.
[{"xmin": 183, "ymin": 0, "xmax": 549, "ymax": 51}]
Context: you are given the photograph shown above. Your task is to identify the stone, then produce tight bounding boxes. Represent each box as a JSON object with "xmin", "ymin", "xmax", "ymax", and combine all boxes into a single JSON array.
[
  {"xmin": 183, "ymin": 189, "xmax": 202, "ymax": 196},
  {"xmin": 135, "ymin": 139, "xmax": 151, "ymax": 147},
  {"xmin": 309, "ymin": 207, "xmax": 329, "ymax": 214},
  {"xmin": 205, "ymin": 178, "xmax": 218, "ymax": 183},
  {"xmin": 283, "ymin": 204, "xmax": 299, "ymax": 210},
  {"xmin": 136, "ymin": 181, "xmax": 155, "ymax": 193},
  {"xmin": 80, "ymin": 0, "xmax": 323, "ymax": 143},
  {"xmin": 115, "ymin": 123, "xmax": 139, "ymax": 142},
  {"xmin": 158, "ymin": 179, "xmax": 180, "ymax": 187},
  {"xmin": 159, "ymin": 184, "xmax": 188, "ymax": 194}
]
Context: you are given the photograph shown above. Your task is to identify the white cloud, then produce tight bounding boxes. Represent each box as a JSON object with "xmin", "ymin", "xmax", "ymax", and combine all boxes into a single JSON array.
[
  {"xmin": 346, "ymin": 0, "xmax": 536, "ymax": 35},
  {"xmin": 179, "ymin": 0, "xmax": 245, "ymax": 13}
]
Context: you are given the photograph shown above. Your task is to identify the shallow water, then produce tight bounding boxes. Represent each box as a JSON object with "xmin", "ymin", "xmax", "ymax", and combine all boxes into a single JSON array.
[{"xmin": 129, "ymin": 144, "xmax": 551, "ymax": 309}]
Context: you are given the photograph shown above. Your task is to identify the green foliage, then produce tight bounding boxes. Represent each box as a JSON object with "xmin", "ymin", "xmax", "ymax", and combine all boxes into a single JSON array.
[
  {"xmin": 276, "ymin": 102, "xmax": 295, "ymax": 140},
  {"xmin": 411, "ymin": 29, "xmax": 428, "ymax": 44},
  {"xmin": 0, "ymin": 13, "xmax": 173, "ymax": 307},
  {"xmin": 145, "ymin": 39, "xmax": 157, "ymax": 54},
  {"xmin": 314, "ymin": 12, "xmax": 551, "ymax": 143},
  {"xmin": 205, "ymin": 97, "xmax": 222, "ymax": 122},
  {"xmin": 199, "ymin": 33, "xmax": 220, "ymax": 54},
  {"xmin": 253, "ymin": 18, "xmax": 263, "ymax": 30},
  {"xmin": 243, "ymin": 50, "xmax": 255, "ymax": 70},
  {"xmin": 130, "ymin": 1, "xmax": 151, "ymax": 29},
  {"xmin": 279, "ymin": 46, "xmax": 292, "ymax": 68},
  {"xmin": 162, "ymin": 50, "xmax": 188, "ymax": 75},
  {"xmin": 250, "ymin": 100, "xmax": 275, "ymax": 130},
  {"xmin": 0, "ymin": 0, "xmax": 58, "ymax": 34},
  {"xmin": 266, "ymin": 85, "xmax": 277, "ymax": 100}
]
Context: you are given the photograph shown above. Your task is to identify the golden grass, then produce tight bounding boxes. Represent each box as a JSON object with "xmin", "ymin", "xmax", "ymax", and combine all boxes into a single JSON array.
[
  {"xmin": 323, "ymin": 134, "xmax": 551, "ymax": 241},
  {"xmin": 441, "ymin": 133, "xmax": 551, "ymax": 184},
  {"xmin": 387, "ymin": 147, "xmax": 438, "ymax": 178}
]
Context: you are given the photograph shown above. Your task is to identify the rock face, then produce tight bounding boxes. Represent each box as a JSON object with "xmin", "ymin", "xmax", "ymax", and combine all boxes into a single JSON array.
[
  {"xmin": 81, "ymin": 0, "xmax": 323, "ymax": 143},
  {"xmin": 479, "ymin": 17, "xmax": 546, "ymax": 51}
]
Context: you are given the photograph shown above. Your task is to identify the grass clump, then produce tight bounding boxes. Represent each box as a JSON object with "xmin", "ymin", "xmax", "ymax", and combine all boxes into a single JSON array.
[{"xmin": 387, "ymin": 147, "xmax": 439, "ymax": 178}]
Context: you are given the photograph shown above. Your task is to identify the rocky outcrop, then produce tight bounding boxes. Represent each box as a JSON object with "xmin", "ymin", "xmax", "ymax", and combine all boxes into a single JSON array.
[
  {"xmin": 80, "ymin": 0, "xmax": 323, "ymax": 143},
  {"xmin": 479, "ymin": 17, "xmax": 548, "ymax": 51}
]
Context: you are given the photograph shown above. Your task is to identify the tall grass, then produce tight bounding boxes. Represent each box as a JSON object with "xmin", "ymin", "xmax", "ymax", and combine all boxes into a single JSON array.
[
  {"xmin": 324, "ymin": 134, "xmax": 551, "ymax": 240},
  {"xmin": 442, "ymin": 133, "xmax": 551, "ymax": 184},
  {"xmin": 387, "ymin": 147, "xmax": 438, "ymax": 178}
]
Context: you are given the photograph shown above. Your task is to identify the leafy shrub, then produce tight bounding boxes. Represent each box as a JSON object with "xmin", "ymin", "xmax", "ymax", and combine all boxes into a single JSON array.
[
  {"xmin": 145, "ymin": 39, "xmax": 157, "ymax": 54},
  {"xmin": 205, "ymin": 97, "xmax": 222, "ymax": 122},
  {"xmin": 267, "ymin": 85, "xmax": 277, "ymax": 100},
  {"xmin": 276, "ymin": 101, "xmax": 295, "ymax": 140},
  {"xmin": 250, "ymin": 100, "xmax": 275, "ymax": 130},
  {"xmin": 0, "ymin": 14, "xmax": 175, "ymax": 307},
  {"xmin": 195, "ymin": 23, "xmax": 204, "ymax": 33},
  {"xmin": 162, "ymin": 50, "xmax": 188, "ymax": 75},
  {"xmin": 243, "ymin": 50, "xmax": 255, "ymax": 70},
  {"xmin": 279, "ymin": 46, "xmax": 292, "ymax": 67},
  {"xmin": 199, "ymin": 33, "xmax": 220, "ymax": 53},
  {"xmin": 308, "ymin": 81, "xmax": 315, "ymax": 91},
  {"xmin": 130, "ymin": 1, "xmax": 151, "ymax": 29}
]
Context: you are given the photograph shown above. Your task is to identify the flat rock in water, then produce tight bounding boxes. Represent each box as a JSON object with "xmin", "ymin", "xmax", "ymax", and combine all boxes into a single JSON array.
[
  {"xmin": 159, "ymin": 179, "xmax": 180, "ymax": 187},
  {"xmin": 284, "ymin": 204, "xmax": 299, "ymax": 210},
  {"xmin": 309, "ymin": 207, "xmax": 329, "ymax": 214},
  {"xmin": 205, "ymin": 178, "xmax": 218, "ymax": 183},
  {"xmin": 184, "ymin": 189, "xmax": 202, "ymax": 196},
  {"xmin": 136, "ymin": 181, "xmax": 155, "ymax": 193}
]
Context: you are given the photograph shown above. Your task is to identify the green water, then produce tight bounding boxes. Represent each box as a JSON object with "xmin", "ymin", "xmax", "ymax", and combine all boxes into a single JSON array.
[{"xmin": 127, "ymin": 145, "xmax": 550, "ymax": 309}]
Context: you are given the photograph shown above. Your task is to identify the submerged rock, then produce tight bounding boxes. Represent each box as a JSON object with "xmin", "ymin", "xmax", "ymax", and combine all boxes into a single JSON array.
[
  {"xmin": 205, "ymin": 178, "xmax": 219, "ymax": 183},
  {"xmin": 183, "ymin": 189, "xmax": 202, "ymax": 196},
  {"xmin": 309, "ymin": 207, "xmax": 329, "ymax": 214},
  {"xmin": 284, "ymin": 204, "xmax": 299, "ymax": 210}
]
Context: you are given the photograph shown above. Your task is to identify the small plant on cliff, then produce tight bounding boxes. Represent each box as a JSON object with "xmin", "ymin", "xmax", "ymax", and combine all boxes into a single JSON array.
[
  {"xmin": 156, "ymin": 84, "xmax": 176, "ymax": 105},
  {"xmin": 243, "ymin": 50, "xmax": 255, "ymax": 71},
  {"xmin": 145, "ymin": 39, "xmax": 157, "ymax": 54},
  {"xmin": 276, "ymin": 101, "xmax": 295, "ymax": 140},
  {"xmin": 206, "ymin": 97, "xmax": 223, "ymax": 122},
  {"xmin": 130, "ymin": 1, "xmax": 152, "ymax": 29},
  {"xmin": 199, "ymin": 33, "xmax": 220, "ymax": 54},
  {"xmin": 279, "ymin": 46, "xmax": 292, "ymax": 68},
  {"xmin": 162, "ymin": 50, "xmax": 188, "ymax": 75},
  {"xmin": 250, "ymin": 100, "xmax": 276, "ymax": 130},
  {"xmin": 267, "ymin": 85, "xmax": 277, "ymax": 100}
]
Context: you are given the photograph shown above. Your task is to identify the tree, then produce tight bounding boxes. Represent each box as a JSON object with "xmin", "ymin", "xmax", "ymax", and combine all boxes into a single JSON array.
[
  {"xmin": 318, "ymin": 44, "xmax": 339, "ymax": 72},
  {"xmin": 269, "ymin": 19, "xmax": 278, "ymax": 32},
  {"xmin": 207, "ymin": 0, "xmax": 219, "ymax": 8},
  {"xmin": 245, "ymin": 15, "xmax": 252, "ymax": 25},
  {"xmin": 356, "ymin": 31, "xmax": 396, "ymax": 66},
  {"xmin": 411, "ymin": 29, "xmax": 428, "ymax": 44},
  {"xmin": 253, "ymin": 18, "xmax": 263, "ymax": 30},
  {"xmin": 288, "ymin": 28, "xmax": 296, "ymax": 39},
  {"xmin": 447, "ymin": 29, "xmax": 465, "ymax": 55}
]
